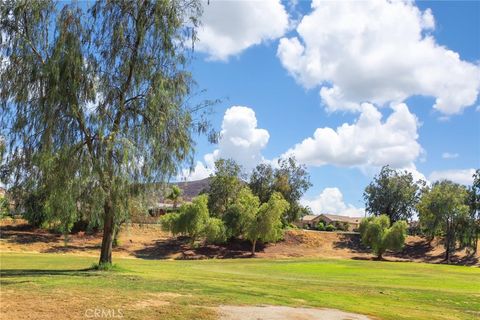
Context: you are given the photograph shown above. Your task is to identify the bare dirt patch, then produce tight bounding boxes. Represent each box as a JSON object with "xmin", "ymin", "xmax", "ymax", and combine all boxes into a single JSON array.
[
  {"xmin": 217, "ymin": 305, "xmax": 373, "ymax": 320},
  {"xmin": 1, "ymin": 219, "xmax": 478, "ymax": 265}
]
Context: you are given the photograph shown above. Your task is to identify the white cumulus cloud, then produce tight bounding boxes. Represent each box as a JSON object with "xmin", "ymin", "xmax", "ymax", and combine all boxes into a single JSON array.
[
  {"xmin": 301, "ymin": 187, "xmax": 364, "ymax": 217},
  {"xmin": 197, "ymin": 0, "xmax": 289, "ymax": 61},
  {"xmin": 283, "ymin": 103, "xmax": 422, "ymax": 172},
  {"xmin": 277, "ymin": 0, "xmax": 480, "ymax": 114},
  {"xmin": 179, "ymin": 106, "xmax": 269, "ymax": 181},
  {"xmin": 429, "ymin": 168, "xmax": 476, "ymax": 185}
]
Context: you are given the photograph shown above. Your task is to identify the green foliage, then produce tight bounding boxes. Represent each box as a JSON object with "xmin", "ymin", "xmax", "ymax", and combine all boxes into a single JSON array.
[
  {"xmin": 203, "ymin": 217, "xmax": 227, "ymax": 244},
  {"xmin": 249, "ymin": 157, "xmax": 312, "ymax": 224},
  {"xmin": 249, "ymin": 163, "xmax": 275, "ymax": 204},
  {"xmin": 465, "ymin": 169, "xmax": 480, "ymax": 253},
  {"xmin": 207, "ymin": 159, "xmax": 244, "ymax": 217},
  {"xmin": 243, "ymin": 192, "xmax": 290, "ymax": 254},
  {"xmin": 1, "ymin": 0, "xmax": 211, "ymax": 264},
  {"xmin": 22, "ymin": 189, "xmax": 48, "ymax": 227},
  {"xmin": 334, "ymin": 221, "xmax": 349, "ymax": 231},
  {"xmin": 223, "ymin": 187, "xmax": 260, "ymax": 238},
  {"xmin": 0, "ymin": 194, "xmax": 10, "ymax": 218},
  {"xmin": 316, "ymin": 221, "xmax": 325, "ymax": 231},
  {"xmin": 161, "ymin": 194, "xmax": 226, "ymax": 244},
  {"xmin": 417, "ymin": 180, "xmax": 471, "ymax": 262},
  {"xmin": 166, "ymin": 185, "xmax": 182, "ymax": 209},
  {"xmin": 325, "ymin": 224, "xmax": 336, "ymax": 232},
  {"xmin": 364, "ymin": 165, "xmax": 424, "ymax": 222},
  {"xmin": 359, "ymin": 215, "xmax": 407, "ymax": 259}
]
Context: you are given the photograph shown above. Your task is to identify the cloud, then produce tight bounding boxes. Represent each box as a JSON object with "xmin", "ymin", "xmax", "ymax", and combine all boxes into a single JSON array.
[
  {"xmin": 197, "ymin": 0, "xmax": 289, "ymax": 61},
  {"xmin": 301, "ymin": 187, "xmax": 364, "ymax": 217},
  {"xmin": 179, "ymin": 161, "xmax": 214, "ymax": 182},
  {"xmin": 283, "ymin": 103, "xmax": 422, "ymax": 172},
  {"xmin": 179, "ymin": 106, "xmax": 269, "ymax": 181},
  {"xmin": 442, "ymin": 152, "xmax": 459, "ymax": 159},
  {"xmin": 277, "ymin": 0, "xmax": 480, "ymax": 114},
  {"xmin": 429, "ymin": 168, "xmax": 476, "ymax": 185}
]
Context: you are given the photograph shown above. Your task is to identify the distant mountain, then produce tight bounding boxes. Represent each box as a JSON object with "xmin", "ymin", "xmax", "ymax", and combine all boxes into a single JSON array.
[{"xmin": 173, "ymin": 178, "xmax": 211, "ymax": 201}]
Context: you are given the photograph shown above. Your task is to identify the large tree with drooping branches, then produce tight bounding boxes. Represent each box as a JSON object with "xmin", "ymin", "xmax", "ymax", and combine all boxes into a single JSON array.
[{"xmin": 0, "ymin": 0, "xmax": 213, "ymax": 266}]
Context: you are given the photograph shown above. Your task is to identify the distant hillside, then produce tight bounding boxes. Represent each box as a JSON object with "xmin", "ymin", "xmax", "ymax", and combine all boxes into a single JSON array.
[{"xmin": 173, "ymin": 178, "xmax": 211, "ymax": 200}]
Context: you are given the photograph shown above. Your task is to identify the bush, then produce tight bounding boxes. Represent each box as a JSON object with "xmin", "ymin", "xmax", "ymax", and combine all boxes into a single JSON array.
[
  {"xmin": 204, "ymin": 217, "xmax": 227, "ymax": 244},
  {"xmin": 316, "ymin": 221, "xmax": 325, "ymax": 231},
  {"xmin": 22, "ymin": 191, "xmax": 48, "ymax": 227},
  {"xmin": 359, "ymin": 215, "xmax": 407, "ymax": 259},
  {"xmin": 325, "ymin": 224, "xmax": 336, "ymax": 231},
  {"xmin": 0, "ymin": 196, "xmax": 11, "ymax": 218},
  {"xmin": 334, "ymin": 221, "xmax": 349, "ymax": 231},
  {"xmin": 160, "ymin": 194, "xmax": 226, "ymax": 245}
]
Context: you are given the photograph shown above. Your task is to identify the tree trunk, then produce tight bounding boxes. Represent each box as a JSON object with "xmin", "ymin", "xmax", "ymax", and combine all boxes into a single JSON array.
[
  {"xmin": 251, "ymin": 239, "xmax": 257, "ymax": 256},
  {"xmin": 99, "ymin": 199, "xmax": 114, "ymax": 265}
]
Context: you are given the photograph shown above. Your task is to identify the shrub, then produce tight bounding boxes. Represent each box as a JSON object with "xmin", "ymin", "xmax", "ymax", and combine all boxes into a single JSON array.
[
  {"xmin": 160, "ymin": 194, "xmax": 226, "ymax": 245},
  {"xmin": 334, "ymin": 221, "xmax": 349, "ymax": 231},
  {"xmin": 325, "ymin": 224, "xmax": 336, "ymax": 231},
  {"xmin": 204, "ymin": 217, "xmax": 227, "ymax": 244},
  {"xmin": 316, "ymin": 221, "xmax": 325, "ymax": 231}
]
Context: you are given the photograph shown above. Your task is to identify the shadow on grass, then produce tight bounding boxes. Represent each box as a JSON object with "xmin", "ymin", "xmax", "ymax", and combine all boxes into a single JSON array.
[{"xmin": 0, "ymin": 268, "xmax": 100, "ymax": 278}]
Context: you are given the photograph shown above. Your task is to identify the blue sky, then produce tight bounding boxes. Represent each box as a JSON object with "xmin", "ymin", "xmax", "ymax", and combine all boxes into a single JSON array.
[{"xmin": 180, "ymin": 0, "xmax": 480, "ymax": 216}]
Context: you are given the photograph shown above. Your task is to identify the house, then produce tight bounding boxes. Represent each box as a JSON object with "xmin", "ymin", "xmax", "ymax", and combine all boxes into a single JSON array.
[
  {"xmin": 295, "ymin": 215, "xmax": 323, "ymax": 229},
  {"xmin": 148, "ymin": 202, "xmax": 178, "ymax": 217},
  {"xmin": 318, "ymin": 214, "xmax": 363, "ymax": 231},
  {"xmin": 296, "ymin": 213, "xmax": 364, "ymax": 231}
]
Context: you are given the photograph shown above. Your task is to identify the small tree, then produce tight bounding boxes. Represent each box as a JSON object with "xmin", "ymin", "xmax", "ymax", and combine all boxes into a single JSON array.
[
  {"xmin": 244, "ymin": 192, "xmax": 290, "ymax": 255},
  {"xmin": 167, "ymin": 185, "xmax": 182, "ymax": 209},
  {"xmin": 359, "ymin": 215, "xmax": 407, "ymax": 259},
  {"xmin": 160, "ymin": 194, "xmax": 225, "ymax": 245}
]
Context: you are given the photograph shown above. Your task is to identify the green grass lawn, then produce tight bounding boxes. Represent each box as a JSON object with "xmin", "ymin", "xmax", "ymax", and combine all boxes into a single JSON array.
[{"xmin": 0, "ymin": 252, "xmax": 479, "ymax": 320}]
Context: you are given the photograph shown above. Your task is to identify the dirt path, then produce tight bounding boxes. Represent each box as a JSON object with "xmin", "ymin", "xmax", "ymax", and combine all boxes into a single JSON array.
[{"xmin": 217, "ymin": 305, "xmax": 372, "ymax": 320}]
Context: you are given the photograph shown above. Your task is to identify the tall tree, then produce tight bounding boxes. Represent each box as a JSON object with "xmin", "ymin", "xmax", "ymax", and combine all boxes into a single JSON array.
[
  {"xmin": 364, "ymin": 165, "xmax": 424, "ymax": 223},
  {"xmin": 0, "ymin": 0, "xmax": 212, "ymax": 265},
  {"xmin": 417, "ymin": 181, "xmax": 470, "ymax": 263},
  {"xmin": 465, "ymin": 169, "xmax": 480, "ymax": 253},
  {"xmin": 249, "ymin": 163, "xmax": 275, "ymax": 204},
  {"xmin": 249, "ymin": 157, "xmax": 311, "ymax": 223},
  {"xmin": 206, "ymin": 158, "xmax": 244, "ymax": 217}
]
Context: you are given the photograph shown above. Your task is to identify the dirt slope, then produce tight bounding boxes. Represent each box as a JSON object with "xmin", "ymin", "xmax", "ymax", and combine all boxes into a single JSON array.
[{"xmin": 0, "ymin": 219, "xmax": 478, "ymax": 265}]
